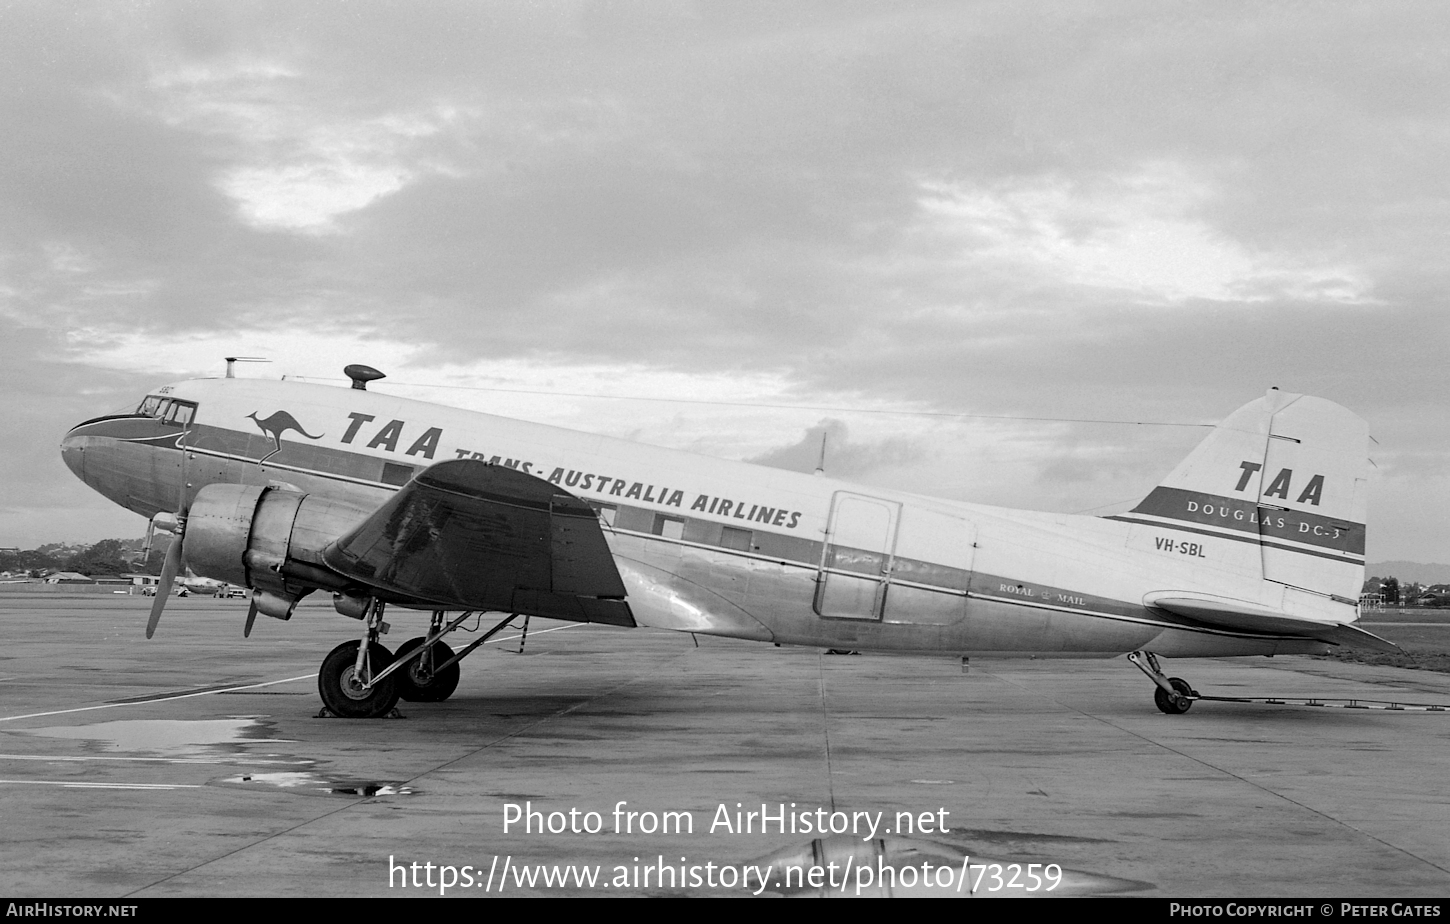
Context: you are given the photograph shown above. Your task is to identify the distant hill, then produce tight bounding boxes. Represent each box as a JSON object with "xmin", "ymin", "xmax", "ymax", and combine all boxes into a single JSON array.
[{"xmin": 1367, "ymin": 561, "xmax": 1450, "ymax": 584}]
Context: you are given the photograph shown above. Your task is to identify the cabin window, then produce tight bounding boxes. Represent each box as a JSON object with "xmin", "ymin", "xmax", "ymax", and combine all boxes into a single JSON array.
[
  {"xmin": 652, "ymin": 514, "xmax": 685, "ymax": 540},
  {"xmin": 720, "ymin": 526, "xmax": 752, "ymax": 552},
  {"xmin": 587, "ymin": 502, "xmax": 618, "ymax": 526},
  {"xmin": 381, "ymin": 462, "xmax": 415, "ymax": 486}
]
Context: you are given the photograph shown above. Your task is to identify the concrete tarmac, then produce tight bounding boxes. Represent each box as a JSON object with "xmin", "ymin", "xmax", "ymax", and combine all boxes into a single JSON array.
[{"xmin": 1, "ymin": 593, "xmax": 1448, "ymax": 898}]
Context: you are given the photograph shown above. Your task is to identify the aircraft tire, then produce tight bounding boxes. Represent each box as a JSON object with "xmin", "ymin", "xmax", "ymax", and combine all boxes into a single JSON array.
[
  {"xmin": 1153, "ymin": 678, "xmax": 1194, "ymax": 715},
  {"xmin": 319, "ymin": 641, "xmax": 400, "ymax": 718},
  {"xmin": 394, "ymin": 637, "xmax": 461, "ymax": 703}
]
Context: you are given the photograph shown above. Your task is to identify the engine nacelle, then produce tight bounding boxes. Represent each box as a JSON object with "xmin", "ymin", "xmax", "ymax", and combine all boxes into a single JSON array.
[{"xmin": 184, "ymin": 484, "xmax": 376, "ymax": 615}]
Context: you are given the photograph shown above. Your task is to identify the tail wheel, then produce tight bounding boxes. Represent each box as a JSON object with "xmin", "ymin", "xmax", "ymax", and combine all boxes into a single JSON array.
[
  {"xmin": 1154, "ymin": 677, "xmax": 1195, "ymax": 715},
  {"xmin": 319, "ymin": 641, "xmax": 400, "ymax": 718},
  {"xmin": 394, "ymin": 637, "xmax": 461, "ymax": 702}
]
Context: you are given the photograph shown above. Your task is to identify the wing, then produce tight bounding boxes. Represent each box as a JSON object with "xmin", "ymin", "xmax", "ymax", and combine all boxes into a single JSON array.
[
  {"xmin": 321, "ymin": 460, "xmax": 634, "ymax": 626},
  {"xmin": 1145, "ymin": 592, "xmax": 1399, "ymax": 653}
]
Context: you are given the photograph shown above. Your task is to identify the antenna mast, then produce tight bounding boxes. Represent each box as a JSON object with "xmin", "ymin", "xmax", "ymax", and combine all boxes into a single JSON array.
[{"xmin": 224, "ymin": 356, "xmax": 270, "ymax": 378}]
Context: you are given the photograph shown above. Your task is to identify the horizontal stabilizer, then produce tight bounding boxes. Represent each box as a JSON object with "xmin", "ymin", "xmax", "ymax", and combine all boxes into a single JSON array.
[
  {"xmin": 322, "ymin": 460, "xmax": 634, "ymax": 625},
  {"xmin": 1147, "ymin": 593, "xmax": 1399, "ymax": 653},
  {"xmin": 1312, "ymin": 623, "xmax": 1401, "ymax": 653}
]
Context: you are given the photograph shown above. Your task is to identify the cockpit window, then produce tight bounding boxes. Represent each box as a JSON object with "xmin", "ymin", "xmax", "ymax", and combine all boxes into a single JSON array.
[
  {"xmin": 138, "ymin": 396, "xmax": 198, "ymax": 426},
  {"xmin": 161, "ymin": 400, "xmax": 196, "ymax": 427}
]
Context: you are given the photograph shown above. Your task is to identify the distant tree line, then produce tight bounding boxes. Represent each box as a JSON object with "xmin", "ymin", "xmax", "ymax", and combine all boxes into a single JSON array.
[
  {"xmin": 0, "ymin": 539, "xmax": 165, "ymax": 578},
  {"xmin": 1364, "ymin": 575, "xmax": 1450, "ymax": 607}
]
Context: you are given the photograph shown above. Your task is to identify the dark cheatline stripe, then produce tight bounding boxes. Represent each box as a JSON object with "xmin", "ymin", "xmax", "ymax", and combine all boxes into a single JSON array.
[
  {"xmin": 186, "ymin": 423, "xmax": 412, "ymax": 487},
  {"xmin": 1126, "ymin": 487, "xmax": 1364, "ymax": 555},
  {"xmin": 1105, "ymin": 515, "xmax": 1365, "ymax": 565},
  {"xmin": 68, "ymin": 416, "xmax": 182, "ymax": 444}
]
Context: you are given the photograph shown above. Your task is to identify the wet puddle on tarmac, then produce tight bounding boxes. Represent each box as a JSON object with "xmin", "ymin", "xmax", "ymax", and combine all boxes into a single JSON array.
[
  {"xmin": 222, "ymin": 771, "xmax": 414, "ymax": 797},
  {"xmin": 13, "ymin": 716, "xmax": 414, "ymax": 797},
  {"xmin": 16, "ymin": 716, "xmax": 284, "ymax": 757}
]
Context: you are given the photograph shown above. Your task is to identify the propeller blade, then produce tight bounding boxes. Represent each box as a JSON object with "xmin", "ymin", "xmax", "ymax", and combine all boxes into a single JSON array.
[
  {"xmin": 243, "ymin": 599, "xmax": 258, "ymax": 638},
  {"xmin": 146, "ymin": 537, "xmax": 184, "ymax": 639}
]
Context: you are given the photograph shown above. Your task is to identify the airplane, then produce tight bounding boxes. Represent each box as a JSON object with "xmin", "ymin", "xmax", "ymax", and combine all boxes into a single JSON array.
[
  {"xmin": 59, "ymin": 363, "xmax": 1393, "ymax": 718},
  {"xmin": 178, "ymin": 571, "xmax": 227, "ymax": 596}
]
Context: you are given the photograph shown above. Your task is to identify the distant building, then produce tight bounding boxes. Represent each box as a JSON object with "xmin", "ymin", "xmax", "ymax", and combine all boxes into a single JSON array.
[{"xmin": 45, "ymin": 572, "xmax": 94, "ymax": 584}]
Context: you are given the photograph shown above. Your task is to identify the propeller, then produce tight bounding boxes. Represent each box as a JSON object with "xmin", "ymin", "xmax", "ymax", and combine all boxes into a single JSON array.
[
  {"xmin": 146, "ymin": 530, "xmax": 184, "ymax": 639},
  {"xmin": 243, "ymin": 599, "xmax": 259, "ymax": 638}
]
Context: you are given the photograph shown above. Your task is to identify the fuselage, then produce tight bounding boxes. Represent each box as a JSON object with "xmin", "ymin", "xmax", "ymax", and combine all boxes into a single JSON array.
[{"xmin": 61, "ymin": 376, "xmax": 1332, "ymax": 658}]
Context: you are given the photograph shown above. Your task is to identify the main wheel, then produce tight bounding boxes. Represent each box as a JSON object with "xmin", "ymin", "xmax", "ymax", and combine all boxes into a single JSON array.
[
  {"xmin": 1154, "ymin": 677, "xmax": 1195, "ymax": 715},
  {"xmin": 394, "ymin": 637, "xmax": 461, "ymax": 702},
  {"xmin": 319, "ymin": 640, "xmax": 400, "ymax": 718}
]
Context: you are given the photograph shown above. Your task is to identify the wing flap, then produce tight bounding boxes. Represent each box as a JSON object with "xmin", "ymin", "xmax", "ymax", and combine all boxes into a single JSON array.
[
  {"xmin": 322, "ymin": 460, "xmax": 632, "ymax": 623},
  {"xmin": 1146, "ymin": 592, "xmax": 1400, "ymax": 653}
]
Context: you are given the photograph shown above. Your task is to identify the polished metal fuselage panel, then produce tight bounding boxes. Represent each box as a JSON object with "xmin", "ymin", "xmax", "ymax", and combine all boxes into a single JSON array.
[{"xmin": 60, "ymin": 378, "xmax": 1338, "ymax": 658}]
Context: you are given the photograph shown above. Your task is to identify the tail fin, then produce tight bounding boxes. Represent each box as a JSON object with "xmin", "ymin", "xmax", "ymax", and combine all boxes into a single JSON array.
[{"xmin": 1115, "ymin": 389, "xmax": 1369, "ymax": 601}]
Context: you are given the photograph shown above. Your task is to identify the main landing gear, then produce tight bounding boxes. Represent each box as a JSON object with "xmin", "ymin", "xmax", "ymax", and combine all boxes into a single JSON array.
[
  {"xmin": 316, "ymin": 603, "xmax": 525, "ymax": 718},
  {"xmin": 1127, "ymin": 650, "xmax": 1198, "ymax": 715},
  {"xmin": 395, "ymin": 612, "xmax": 461, "ymax": 703},
  {"xmin": 319, "ymin": 640, "xmax": 399, "ymax": 718},
  {"xmin": 318, "ymin": 598, "xmax": 400, "ymax": 718}
]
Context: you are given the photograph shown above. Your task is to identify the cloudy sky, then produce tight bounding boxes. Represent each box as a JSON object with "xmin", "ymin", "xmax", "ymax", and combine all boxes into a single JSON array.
[{"xmin": 2, "ymin": 1, "xmax": 1445, "ymax": 564}]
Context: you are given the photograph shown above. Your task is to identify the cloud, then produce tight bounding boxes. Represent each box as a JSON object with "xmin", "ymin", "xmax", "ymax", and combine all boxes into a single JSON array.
[
  {"xmin": 913, "ymin": 165, "xmax": 1372, "ymax": 304},
  {"xmin": 0, "ymin": 328, "xmax": 165, "ymax": 545},
  {"xmin": 748, "ymin": 418, "xmax": 923, "ymax": 479},
  {"xmin": 131, "ymin": 60, "xmax": 476, "ymax": 232}
]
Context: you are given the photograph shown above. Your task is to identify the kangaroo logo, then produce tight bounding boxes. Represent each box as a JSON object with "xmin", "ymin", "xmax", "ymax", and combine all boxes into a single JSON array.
[{"xmin": 248, "ymin": 410, "xmax": 324, "ymax": 462}]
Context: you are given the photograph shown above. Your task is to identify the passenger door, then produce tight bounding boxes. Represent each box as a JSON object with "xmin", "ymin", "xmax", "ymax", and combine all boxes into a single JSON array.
[{"xmin": 814, "ymin": 492, "xmax": 901, "ymax": 620}]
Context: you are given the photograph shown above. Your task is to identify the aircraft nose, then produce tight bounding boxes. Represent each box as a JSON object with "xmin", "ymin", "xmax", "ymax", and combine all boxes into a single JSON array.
[
  {"xmin": 62, "ymin": 413, "xmax": 176, "ymax": 516},
  {"xmin": 60, "ymin": 426, "xmax": 87, "ymax": 481}
]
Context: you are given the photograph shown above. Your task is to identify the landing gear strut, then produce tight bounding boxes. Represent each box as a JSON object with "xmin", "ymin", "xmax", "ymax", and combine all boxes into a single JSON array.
[
  {"xmin": 1127, "ymin": 650, "xmax": 1197, "ymax": 715},
  {"xmin": 318, "ymin": 600, "xmax": 399, "ymax": 718}
]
